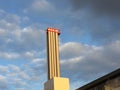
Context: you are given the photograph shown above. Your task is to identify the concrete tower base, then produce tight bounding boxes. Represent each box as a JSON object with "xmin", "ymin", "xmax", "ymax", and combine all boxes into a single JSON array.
[{"xmin": 44, "ymin": 77, "xmax": 70, "ymax": 90}]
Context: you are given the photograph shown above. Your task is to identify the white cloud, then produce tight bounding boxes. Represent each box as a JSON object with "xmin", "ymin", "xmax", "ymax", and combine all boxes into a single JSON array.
[
  {"xmin": 8, "ymin": 65, "xmax": 30, "ymax": 80},
  {"xmin": 10, "ymin": 26, "xmax": 45, "ymax": 52},
  {"xmin": 32, "ymin": 0, "xmax": 54, "ymax": 11},
  {"xmin": 12, "ymin": 78, "xmax": 27, "ymax": 87},
  {"xmin": 0, "ymin": 28, "xmax": 5, "ymax": 34},
  {"xmin": 0, "ymin": 66, "xmax": 9, "ymax": 73},
  {"xmin": 60, "ymin": 42, "xmax": 101, "ymax": 59},
  {"xmin": 19, "ymin": 71, "xmax": 30, "ymax": 80},
  {"xmin": 0, "ymin": 75, "xmax": 7, "ymax": 82},
  {"xmin": 0, "ymin": 10, "xmax": 45, "ymax": 55},
  {"xmin": 0, "ymin": 9, "xmax": 29, "ymax": 25},
  {"xmin": 9, "ymin": 65, "xmax": 21, "ymax": 72},
  {"xmin": 16, "ymin": 88, "xmax": 26, "ymax": 90},
  {"xmin": 0, "ymin": 20, "xmax": 19, "ymax": 32},
  {"xmin": 0, "ymin": 75, "xmax": 8, "ymax": 90},
  {"xmin": 32, "ymin": 58, "xmax": 45, "ymax": 63},
  {"xmin": 61, "ymin": 56, "xmax": 84, "ymax": 65},
  {"xmin": 0, "ymin": 52, "xmax": 20, "ymax": 60},
  {"xmin": 0, "ymin": 63, "xmax": 44, "ymax": 89},
  {"xmin": 23, "ymin": 51, "xmax": 34, "ymax": 59},
  {"xmin": 24, "ymin": 0, "xmax": 55, "ymax": 13}
]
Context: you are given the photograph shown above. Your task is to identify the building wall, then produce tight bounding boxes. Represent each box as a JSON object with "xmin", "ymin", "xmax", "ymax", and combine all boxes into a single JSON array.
[
  {"xmin": 89, "ymin": 83, "xmax": 105, "ymax": 90},
  {"xmin": 85, "ymin": 76, "xmax": 120, "ymax": 90},
  {"xmin": 105, "ymin": 76, "xmax": 120, "ymax": 90}
]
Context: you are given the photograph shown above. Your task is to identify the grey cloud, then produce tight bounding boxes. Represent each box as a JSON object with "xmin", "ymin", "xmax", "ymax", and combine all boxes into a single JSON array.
[
  {"xmin": 71, "ymin": 0, "xmax": 120, "ymax": 16},
  {"xmin": 0, "ymin": 75, "xmax": 8, "ymax": 90},
  {"xmin": 70, "ymin": 0, "xmax": 120, "ymax": 43},
  {"xmin": 71, "ymin": 14, "xmax": 120, "ymax": 43},
  {"xmin": 60, "ymin": 42, "xmax": 94, "ymax": 59},
  {"xmin": 0, "ymin": 66, "xmax": 9, "ymax": 73},
  {"xmin": 60, "ymin": 41, "xmax": 120, "ymax": 83},
  {"xmin": 88, "ymin": 18, "xmax": 120, "ymax": 42}
]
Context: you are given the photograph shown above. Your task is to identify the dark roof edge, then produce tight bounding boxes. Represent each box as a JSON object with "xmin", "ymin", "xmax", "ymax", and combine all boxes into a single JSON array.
[{"xmin": 76, "ymin": 68, "xmax": 120, "ymax": 90}]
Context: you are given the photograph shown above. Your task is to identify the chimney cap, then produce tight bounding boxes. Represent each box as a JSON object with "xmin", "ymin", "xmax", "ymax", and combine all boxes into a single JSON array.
[{"xmin": 47, "ymin": 27, "xmax": 61, "ymax": 35}]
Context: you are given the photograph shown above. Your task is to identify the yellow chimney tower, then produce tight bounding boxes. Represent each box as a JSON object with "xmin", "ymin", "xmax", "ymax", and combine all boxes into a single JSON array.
[
  {"xmin": 44, "ymin": 27, "xmax": 70, "ymax": 90},
  {"xmin": 46, "ymin": 28, "xmax": 60, "ymax": 80}
]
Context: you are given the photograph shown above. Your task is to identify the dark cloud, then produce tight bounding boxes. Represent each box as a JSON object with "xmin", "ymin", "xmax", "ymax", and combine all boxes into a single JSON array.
[
  {"xmin": 71, "ymin": 0, "xmax": 120, "ymax": 16},
  {"xmin": 88, "ymin": 18, "xmax": 120, "ymax": 43},
  {"xmin": 70, "ymin": 0, "xmax": 120, "ymax": 43}
]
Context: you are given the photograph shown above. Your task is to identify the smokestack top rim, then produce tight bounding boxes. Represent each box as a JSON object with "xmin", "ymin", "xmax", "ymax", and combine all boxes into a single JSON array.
[{"xmin": 47, "ymin": 27, "xmax": 61, "ymax": 35}]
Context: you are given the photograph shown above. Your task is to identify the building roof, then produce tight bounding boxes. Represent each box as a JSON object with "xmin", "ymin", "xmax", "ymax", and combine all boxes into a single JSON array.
[{"xmin": 76, "ymin": 68, "xmax": 120, "ymax": 90}]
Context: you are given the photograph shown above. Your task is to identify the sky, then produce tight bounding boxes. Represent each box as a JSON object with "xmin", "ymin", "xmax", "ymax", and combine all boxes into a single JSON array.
[{"xmin": 0, "ymin": 0, "xmax": 120, "ymax": 90}]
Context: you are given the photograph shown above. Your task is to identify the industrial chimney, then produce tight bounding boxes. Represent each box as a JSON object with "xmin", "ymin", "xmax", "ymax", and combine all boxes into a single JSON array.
[
  {"xmin": 46, "ymin": 27, "xmax": 60, "ymax": 80},
  {"xmin": 44, "ymin": 27, "xmax": 70, "ymax": 90}
]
